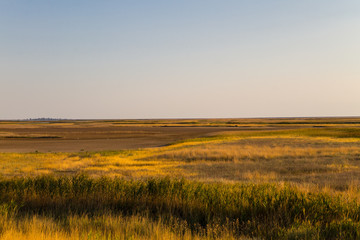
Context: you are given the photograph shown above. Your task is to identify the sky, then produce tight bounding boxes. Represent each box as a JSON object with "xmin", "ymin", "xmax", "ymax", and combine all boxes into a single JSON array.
[{"xmin": 1, "ymin": 1, "xmax": 360, "ymax": 119}]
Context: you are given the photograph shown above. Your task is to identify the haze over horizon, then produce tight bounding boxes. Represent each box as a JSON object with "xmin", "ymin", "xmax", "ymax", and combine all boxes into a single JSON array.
[{"xmin": 1, "ymin": 1, "xmax": 360, "ymax": 120}]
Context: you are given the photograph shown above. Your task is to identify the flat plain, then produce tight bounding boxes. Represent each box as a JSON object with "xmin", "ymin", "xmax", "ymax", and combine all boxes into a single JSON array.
[{"xmin": 1, "ymin": 118, "xmax": 360, "ymax": 239}]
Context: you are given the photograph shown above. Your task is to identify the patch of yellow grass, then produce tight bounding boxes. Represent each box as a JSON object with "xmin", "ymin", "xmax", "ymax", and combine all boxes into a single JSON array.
[
  {"xmin": 327, "ymin": 164, "xmax": 359, "ymax": 171},
  {"xmin": 0, "ymin": 214, "xmax": 244, "ymax": 240},
  {"xmin": 0, "ymin": 151, "xmax": 188, "ymax": 178},
  {"xmin": 154, "ymin": 141, "xmax": 360, "ymax": 161},
  {"xmin": 242, "ymin": 171, "xmax": 278, "ymax": 181},
  {"xmin": 1, "ymin": 134, "xmax": 360, "ymax": 190}
]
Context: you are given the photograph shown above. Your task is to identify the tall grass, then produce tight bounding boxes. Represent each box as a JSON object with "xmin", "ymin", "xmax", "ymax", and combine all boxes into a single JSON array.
[{"xmin": 1, "ymin": 175, "xmax": 360, "ymax": 239}]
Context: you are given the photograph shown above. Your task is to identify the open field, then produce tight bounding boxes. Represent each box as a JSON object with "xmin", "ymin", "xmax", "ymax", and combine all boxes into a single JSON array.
[
  {"xmin": 2, "ymin": 117, "xmax": 360, "ymax": 152},
  {"xmin": 1, "ymin": 118, "xmax": 360, "ymax": 239}
]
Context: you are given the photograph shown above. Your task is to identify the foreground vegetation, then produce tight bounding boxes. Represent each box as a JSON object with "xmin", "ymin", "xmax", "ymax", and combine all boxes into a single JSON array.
[{"xmin": 1, "ymin": 176, "xmax": 360, "ymax": 239}]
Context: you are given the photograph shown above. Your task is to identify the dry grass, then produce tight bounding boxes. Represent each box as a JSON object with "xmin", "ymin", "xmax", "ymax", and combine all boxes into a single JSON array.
[
  {"xmin": 2, "ymin": 176, "xmax": 360, "ymax": 239},
  {"xmin": 0, "ymin": 151, "xmax": 188, "ymax": 179},
  {"xmin": 1, "ymin": 127, "xmax": 360, "ymax": 191},
  {"xmin": 0, "ymin": 214, "xmax": 246, "ymax": 240},
  {"xmin": 2, "ymin": 120, "xmax": 360, "ymax": 239},
  {"xmin": 153, "ymin": 136, "xmax": 360, "ymax": 190}
]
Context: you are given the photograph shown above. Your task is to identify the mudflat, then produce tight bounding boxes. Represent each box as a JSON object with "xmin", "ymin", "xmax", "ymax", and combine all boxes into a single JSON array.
[{"xmin": 0, "ymin": 120, "xmax": 252, "ymax": 152}]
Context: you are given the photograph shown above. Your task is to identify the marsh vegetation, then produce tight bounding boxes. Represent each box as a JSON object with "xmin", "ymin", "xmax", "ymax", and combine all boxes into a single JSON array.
[{"xmin": 1, "ymin": 118, "xmax": 360, "ymax": 239}]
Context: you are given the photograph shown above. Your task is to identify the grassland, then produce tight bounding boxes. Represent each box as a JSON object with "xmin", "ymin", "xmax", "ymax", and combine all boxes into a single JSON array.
[{"xmin": 1, "ymin": 118, "xmax": 360, "ymax": 239}]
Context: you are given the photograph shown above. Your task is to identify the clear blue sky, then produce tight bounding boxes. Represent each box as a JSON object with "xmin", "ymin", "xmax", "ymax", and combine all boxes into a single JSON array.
[{"xmin": 1, "ymin": 1, "xmax": 359, "ymax": 119}]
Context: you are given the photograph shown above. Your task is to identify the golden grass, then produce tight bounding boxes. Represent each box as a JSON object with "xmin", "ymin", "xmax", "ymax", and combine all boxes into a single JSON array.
[
  {"xmin": 0, "ymin": 213, "xmax": 248, "ymax": 240},
  {"xmin": 3, "ymin": 121, "xmax": 360, "ymax": 239},
  {"xmin": 0, "ymin": 151, "xmax": 189, "ymax": 179},
  {"xmin": 1, "ymin": 128, "xmax": 360, "ymax": 190},
  {"xmin": 155, "ymin": 142, "xmax": 360, "ymax": 161}
]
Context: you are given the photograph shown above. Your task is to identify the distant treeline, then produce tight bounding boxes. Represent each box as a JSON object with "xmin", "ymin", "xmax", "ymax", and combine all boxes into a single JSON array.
[{"xmin": 25, "ymin": 118, "xmax": 68, "ymax": 121}]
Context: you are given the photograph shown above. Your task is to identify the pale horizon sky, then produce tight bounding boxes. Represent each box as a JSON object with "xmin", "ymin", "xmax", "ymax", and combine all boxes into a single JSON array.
[{"xmin": 1, "ymin": 1, "xmax": 360, "ymax": 120}]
